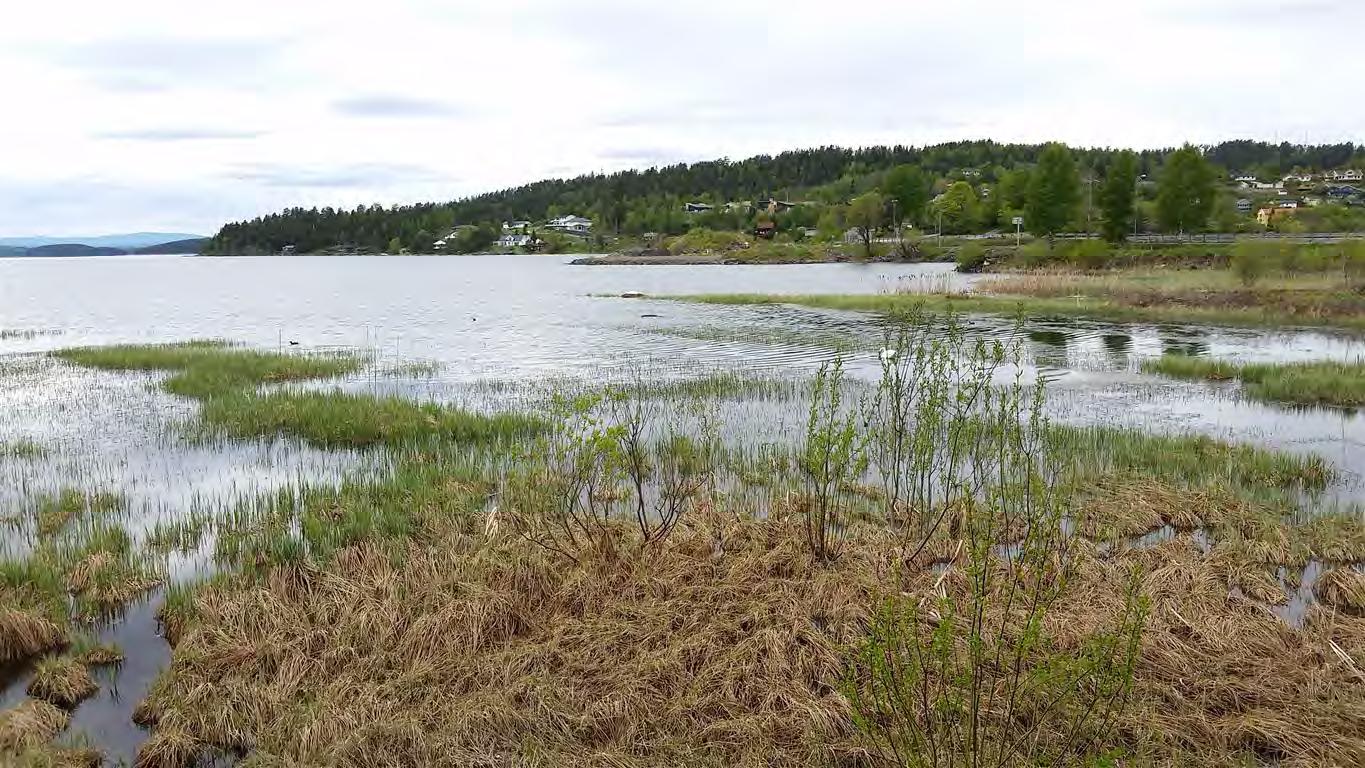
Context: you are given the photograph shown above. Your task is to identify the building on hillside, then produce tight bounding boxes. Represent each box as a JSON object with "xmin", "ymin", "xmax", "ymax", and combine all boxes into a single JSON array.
[
  {"xmin": 1278, "ymin": 199, "xmax": 1300, "ymax": 209},
  {"xmin": 843, "ymin": 228, "xmax": 864, "ymax": 245},
  {"xmin": 503, "ymin": 221, "xmax": 532, "ymax": 232},
  {"xmin": 1327, "ymin": 185, "xmax": 1361, "ymax": 198},
  {"xmin": 1257, "ymin": 207, "xmax": 1300, "ymax": 226},
  {"xmin": 754, "ymin": 221, "xmax": 777, "ymax": 239},
  {"xmin": 754, "ymin": 199, "xmax": 799, "ymax": 215},
  {"xmin": 1236, "ymin": 199, "xmax": 1253, "ymax": 213},
  {"xmin": 546, "ymin": 215, "xmax": 593, "ymax": 235},
  {"xmin": 1253, "ymin": 181, "xmax": 1284, "ymax": 190},
  {"xmin": 684, "ymin": 202, "xmax": 715, "ymax": 214},
  {"xmin": 433, "ymin": 225, "xmax": 477, "ymax": 250},
  {"xmin": 1234, "ymin": 174, "xmax": 1258, "ymax": 184},
  {"xmin": 1325, "ymin": 170, "xmax": 1364, "ymax": 183},
  {"xmin": 497, "ymin": 233, "xmax": 534, "ymax": 249}
]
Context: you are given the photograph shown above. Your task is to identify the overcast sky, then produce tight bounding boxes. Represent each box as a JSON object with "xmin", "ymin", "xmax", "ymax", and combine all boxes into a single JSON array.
[{"xmin": 0, "ymin": 0, "xmax": 1358, "ymax": 235}]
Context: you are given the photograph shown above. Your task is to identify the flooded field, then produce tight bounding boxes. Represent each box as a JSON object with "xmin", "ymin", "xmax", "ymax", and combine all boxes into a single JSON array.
[{"xmin": 3, "ymin": 254, "xmax": 1364, "ymax": 764}]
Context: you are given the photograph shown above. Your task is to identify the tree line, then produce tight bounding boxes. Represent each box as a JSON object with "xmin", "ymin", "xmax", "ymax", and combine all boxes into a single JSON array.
[{"xmin": 203, "ymin": 140, "xmax": 1365, "ymax": 255}]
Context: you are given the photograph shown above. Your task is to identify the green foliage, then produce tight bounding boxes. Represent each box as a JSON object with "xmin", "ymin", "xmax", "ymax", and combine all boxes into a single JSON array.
[
  {"xmin": 1061, "ymin": 240, "xmax": 1112, "ymax": 270},
  {"xmin": 846, "ymin": 314, "xmax": 1148, "ymax": 766},
  {"xmin": 882, "ymin": 165, "xmax": 931, "ymax": 227},
  {"xmin": 1026, "ymin": 143, "xmax": 1081, "ymax": 238},
  {"xmin": 798, "ymin": 359, "xmax": 868, "ymax": 561},
  {"xmin": 1229, "ymin": 240, "xmax": 1274, "ymax": 286},
  {"xmin": 666, "ymin": 228, "xmax": 747, "ymax": 254},
  {"xmin": 1099, "ymin": 151, "xmax": 1140, "ymax": 243},
  {"xmin": 1156, "ymin": 145, "xmax": 1217, "ymax": 234},
  {"xmin": 931, "ymin": 182, "xmax": 980, "ymax": 235},
  {"xmin": 955, "ymin": 242, "xmax": 988, "ymax": 273},
  {"xmin": 847, "ymin": 192, "xmax": 886, "ymax": 259},
  {"xmin": 201, "ymin": 140, "xmax": 1365, "ymax": 255}
]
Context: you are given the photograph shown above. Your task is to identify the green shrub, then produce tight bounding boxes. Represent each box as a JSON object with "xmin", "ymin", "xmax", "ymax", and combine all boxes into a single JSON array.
[
  {"xmin": 1062, "ymin": 240, "xmax": 1111, "ymax": 270},
  {"xmin": 955, "ymin": 242, "xmax": 988, "ymax": 273},
  {"xmin": 1230, "ymin": 240, "xmax": 1275, "ymax": 286}
]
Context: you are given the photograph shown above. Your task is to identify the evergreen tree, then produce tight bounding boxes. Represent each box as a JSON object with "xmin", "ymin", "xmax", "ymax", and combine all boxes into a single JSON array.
[
  {"xmin": 1098, "ymin": 151, "xmax": 1139, "ymax": 243},
  {"xmin": 1157, "ymin": 145, "xmax": 1216, "ymax": 234},
  {"xmin": 1025, "ymin": 143, "xmax": 1080, "ymax": 239}
]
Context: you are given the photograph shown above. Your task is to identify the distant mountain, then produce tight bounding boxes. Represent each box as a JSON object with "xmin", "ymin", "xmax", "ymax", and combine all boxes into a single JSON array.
[
  {"xmin": 0, "ymin": 232, "xmax": 206, "ymax": 249},
  {"xmin": 27, "ymin": 244, "xmax": 128, "ymax": 257},
  {"xmin": 134, "ymin": 238, "xmax": 209, "ymax": 255},
  {"xmin": 0, "ymin": 245, "xmax": 26, "ymax": 258}
]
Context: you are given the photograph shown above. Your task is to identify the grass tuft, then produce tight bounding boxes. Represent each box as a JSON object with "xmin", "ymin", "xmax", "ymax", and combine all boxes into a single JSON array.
[
  {"xmin": 27, "ymin": 655, "xmax": 99, "ymax": 708},
  {"xmin": 200, "ymin": 390, "xmax": 546, "ymax": 450},
  {"xmin": 54, "ymin": 341, "xmax": 362, "ymax": 400},
  {"xmin": 0, "ymin": 608, "xmax": 68, "ymax": 663},
  {"xmin": 0, "ymin": 699, "xmax": 70, "ymax": 752}
]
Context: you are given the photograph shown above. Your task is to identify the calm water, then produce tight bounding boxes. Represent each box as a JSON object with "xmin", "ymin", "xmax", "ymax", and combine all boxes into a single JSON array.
[{"xmin": 3, "ymin": 253, "xmax": 1365, "ymax": 763}]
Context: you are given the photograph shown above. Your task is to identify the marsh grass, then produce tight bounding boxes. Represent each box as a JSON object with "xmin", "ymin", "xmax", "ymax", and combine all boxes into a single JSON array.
[
  {"xmin": 54, "ymin": 340, "xmax": 363, "ymax": 400},
  {"xmin": 1144, "ymin": 355, "xmax": 1365, "ymax": 408},
  {"xmin": 644, "ymin": 324, "xmax": 871, "ymax": 354},
  {"xmin": 27, "ymin": 655, "xmax": 99, "ymax": 708},
  {"xmin": 378, "ymin": 359, "xmax": 445, "ymax": 378},
  {"xmin": 30, "ymin": 489, "xmax": 124, "ymax": 540},
  {"xmin": 0, "ymin": 699, "xmax": 69, "ymax": 752},
  {"xmin": 0, "ymin": 439, "xmax": 49, "ymax": 461},
  {"xmin": 1052, "ymin": 424, "xmax": 1334, "ymax": 495},
  {"xmin": 0, "ymin": 328, "xmax": 62, "ymax": 340},
  {"xmin": 199, "ymin": 389, "xmax": 546, "ymax": 450},
  {"xmin": 671, "ymin": 287, "xmax": 1365, "ymax": 331}
]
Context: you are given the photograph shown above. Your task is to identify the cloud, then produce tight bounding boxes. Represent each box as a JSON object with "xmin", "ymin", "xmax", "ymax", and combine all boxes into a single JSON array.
[
  {"xmin": 53, "ymin": 36, "xmax": 288, "ymax": 92},
  {"xmin": 332, "ymin": 95, "xmax": 464, "ymax": 119},
  {"xmin": 228, "ymin": 163, "xmax": 450, "ymax": 189},
  {"xmin": 98, "ymin": 128, "xmax": 263, "ymax": 142}
]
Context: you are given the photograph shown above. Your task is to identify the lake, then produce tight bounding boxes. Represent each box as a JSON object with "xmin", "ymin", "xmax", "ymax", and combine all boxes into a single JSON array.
[{"xmin": 2, "ymin": 253, "xmax": 1365, "ymax": 762}]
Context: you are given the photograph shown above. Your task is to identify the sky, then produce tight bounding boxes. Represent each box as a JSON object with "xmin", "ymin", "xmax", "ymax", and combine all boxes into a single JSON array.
[{"xmin": 0, "ymin": 0, "xmax": 1360, "ymax": 236}]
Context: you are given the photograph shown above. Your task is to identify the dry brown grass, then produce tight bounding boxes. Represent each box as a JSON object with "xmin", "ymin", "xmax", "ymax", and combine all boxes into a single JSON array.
[
  {"xmin": 27, "ymin": 656, "xmax": 99, "ymax": 708},
  {"xmin": 0, "ymin": 608, "xmax": 68, "ymax": 663},
  {"xmin": 1318, "ymin": 568, "xmax": 1365, "ymax": 615},
  {"xmin": 134, "ymin": 481, "xmax": 1365, "ymax": 767},
  {"xmin": 139, "ymin": 520, "xmax": 890, "ymax": 767},
  {"xmin": 0, "ymin": 699, "xmax": 69, "ymax": 752},
  {"xmin": 78, "ymin": 643, "xmax": 125, "ymax": 667},
  {"xmin": 64, "ymin": 552, "xmax": 162, "ymax": 613}
]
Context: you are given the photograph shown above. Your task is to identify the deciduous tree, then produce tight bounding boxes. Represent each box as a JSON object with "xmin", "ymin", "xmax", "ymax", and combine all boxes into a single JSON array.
[
  {"xmin": 1025, "ymin": 143, "xmax": 1080, "ymax": 240},
  {"xmin": 1157, "ymin": 145, "xmax": 1216, "ymax": 234},
  {"xmin": 1099, "ymin": 151, "xmax": 1139, "ymax": 243}
]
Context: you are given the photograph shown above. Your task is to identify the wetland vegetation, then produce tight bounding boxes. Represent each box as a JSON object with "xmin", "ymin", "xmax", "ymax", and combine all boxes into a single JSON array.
[
  {"xmin": 5, "ymin": 308, "xmax": 1365, "ymax": 767},
  {"xmin": 1144, "ymin": 356, "xmax": 1365, "ymax": 409}
]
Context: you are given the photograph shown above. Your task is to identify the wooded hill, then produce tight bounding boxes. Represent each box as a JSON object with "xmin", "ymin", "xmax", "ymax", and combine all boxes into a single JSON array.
[{"xmin": 203, "ymin": 140, "xmax": 1365, "ymax": 255}]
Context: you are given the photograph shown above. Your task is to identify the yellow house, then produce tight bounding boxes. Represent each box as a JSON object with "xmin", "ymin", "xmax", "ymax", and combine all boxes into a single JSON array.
[{"xmin": 1257, "ymin": 207, "xmax": 1299, "ymax": 227}]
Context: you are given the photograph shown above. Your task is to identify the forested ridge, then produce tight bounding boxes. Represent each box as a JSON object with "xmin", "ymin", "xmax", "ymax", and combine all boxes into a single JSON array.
[{"xmin": 204, "ymin": 140, "xmax": 1365, "ymax": 255}]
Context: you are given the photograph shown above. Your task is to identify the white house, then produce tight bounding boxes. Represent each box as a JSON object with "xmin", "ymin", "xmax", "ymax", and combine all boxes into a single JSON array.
[
  {"xmin": 1253, "ymin": 181, "xmax": 1284, "ymax": 190},
  {"xmin": 1326, "ymin": 170, "xmax": 1364, "ymax": 183},
  {"xmin": 546, "ymin": 215, "xmax": 593, "ymax": 235},
  {"xmin": 497, "ymin": 233, "xmax": 534, "ymax": 248},
  {"xmin": 503, "ymin": 221, "xmax": 532, "ymax": 232},
  {"xmin": 1234, "ymin": 175, "xmax": 1258, "ymax": 184}
]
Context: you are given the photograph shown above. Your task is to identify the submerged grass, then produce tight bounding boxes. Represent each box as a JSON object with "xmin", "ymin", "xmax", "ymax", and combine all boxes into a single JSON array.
[
  {"xmin": 1144, "ymin": 355, "xmax": 1365, "ymax": 408},
  {"xmin": 54, "ymin": 340, "xmax": 362, "ymax": 400},
  {"xmin": 0, "ymin": 439, "xmax": 49, "ymax": 461}
]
